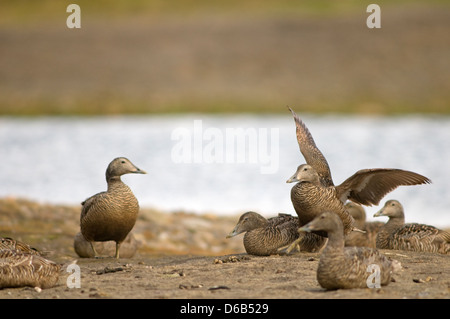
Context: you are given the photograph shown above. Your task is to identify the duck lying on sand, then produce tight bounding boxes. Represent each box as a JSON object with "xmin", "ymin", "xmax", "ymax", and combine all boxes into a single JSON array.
[
  {"xmin": 0, "ymin": 238, "xmax": 60, "ymax": 289},
  {"xmin": 300, "ymin": 212, "xmax": 400, "ymax": 290},
  {"xmin": 227, "ymin": 211, "xmax": 326, "ymax": 255},
  {"xmin": 374, "ymin": 200, "xmax": 450, "ymax": 254}
]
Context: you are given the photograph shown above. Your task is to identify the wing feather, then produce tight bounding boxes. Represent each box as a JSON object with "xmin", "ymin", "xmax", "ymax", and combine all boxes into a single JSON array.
[
  {"xmin": 289, "ymin": 107, "xmax": 334, "ymax": 186},
  {"xmin": 336, "ymin": 169, "xmax": 431, "ymax": 206}
]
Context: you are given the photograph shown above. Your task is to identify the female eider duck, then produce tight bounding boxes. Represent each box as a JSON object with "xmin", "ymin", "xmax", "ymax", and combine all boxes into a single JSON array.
[
  {"xmin": 80, "ymin": 157, "xmax": 146, "ymax": 259},
  {"xmin": 226, "ymin": 211, "xmax": 325, "ymax": 255},
  {"xmin": 300, "ymin": 212, "xmax": 400, "ymax": 290},
  {"xmin": 0, "ymin": 238, "xmax": 60, "ymax": 289},
  {"xmin": 374, "ymin": 200, "xmax": 450, "ymax": 254},
  {"xmin": 1, "ymin": 237, "xmax": 41, "ymax": 255},
  {"xmin": 344, "ymin": 202, "xmax": 384, "ymax": 248},
  {"xmin": 286, "ymin": 108, "xmax": 431, "ymax": 249}
]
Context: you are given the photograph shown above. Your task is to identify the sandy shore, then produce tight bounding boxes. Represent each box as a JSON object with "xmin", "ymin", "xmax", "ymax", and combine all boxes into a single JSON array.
[
  {"xmin": 1, "ymin": 251, "xmax": 449, "ymax": 300},
  {"xmin": 0, "ymin": 198, "xmax": 449, "ymax": 300}
]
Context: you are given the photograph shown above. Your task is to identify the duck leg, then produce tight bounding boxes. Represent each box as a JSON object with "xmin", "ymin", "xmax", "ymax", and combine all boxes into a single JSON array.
[
  {"xmin": 89, "ymin": 242, "xmax": 100, "ymax": 258},
  {"xmin": 114, "ymin": 242, "xmax": 121, "ymax": 259},
  {"xmin": 278, "ymin": 231, "xmax": 305, "ymax": 254}
]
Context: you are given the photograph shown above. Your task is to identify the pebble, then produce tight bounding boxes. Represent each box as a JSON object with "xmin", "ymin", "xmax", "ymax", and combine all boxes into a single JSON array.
[
  {"xmin": 214, "ymin": 255, "xmax": 250, "ymax": 264},
  {"xmin": 179, "ymin": 284, "xmax": 203, "ymax": 289},
  {"xmin": 413, "ymin": 276, "xmax": 434, "ymax": 283},
  {"xmin": 208, "ymin": 285, "xmax": 230, "ymax": 290}
]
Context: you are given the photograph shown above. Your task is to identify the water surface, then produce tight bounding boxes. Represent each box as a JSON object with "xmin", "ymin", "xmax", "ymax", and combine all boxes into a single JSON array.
[{"xmin": 0, "ymin": 114, "xmax": 448, "ymax": 227}]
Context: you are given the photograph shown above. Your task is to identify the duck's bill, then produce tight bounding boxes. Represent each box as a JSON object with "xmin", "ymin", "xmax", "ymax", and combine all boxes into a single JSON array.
[
  {"xmin": 226, "ymin": 230, "xmax": 238, "ymax": 238},
  {"xmin": 286, "ymin": 175, "xmax": 299, "ymax": 183},
  {"xmin": 133, "ymin": 167, "xmax": 147, "ymax": 174},
  {"xmin": 373, "ymin": 210, "xmax": 384, "ymax": 217},
  {"xmin": 298, "ymin": 224, "xmax": 314, "ymax": 232}
]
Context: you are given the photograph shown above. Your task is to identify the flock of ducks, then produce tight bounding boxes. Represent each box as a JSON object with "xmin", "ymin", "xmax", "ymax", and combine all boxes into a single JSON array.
[
  {"xmin": 1, "ymin": 108, "xmax": 448, "ymax": 291},
  {"xmin": 227, "ymin": 108, "xmax": 448, "ymax": 290}
]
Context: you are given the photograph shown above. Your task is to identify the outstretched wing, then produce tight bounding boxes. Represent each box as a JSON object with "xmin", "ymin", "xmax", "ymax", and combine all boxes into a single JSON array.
[
  {"xmin": 336, "ymin": 168, "xmax": 431, "ymax": 206},
  {"xmin": 288, "ymin": 107, "xmax": 334, "ymax": 186}
]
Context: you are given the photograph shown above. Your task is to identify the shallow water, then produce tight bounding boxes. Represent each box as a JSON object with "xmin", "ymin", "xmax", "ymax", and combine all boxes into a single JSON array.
[{"xmin": 0, "ymin": 114, "xmax": 449, "ymax": 227}]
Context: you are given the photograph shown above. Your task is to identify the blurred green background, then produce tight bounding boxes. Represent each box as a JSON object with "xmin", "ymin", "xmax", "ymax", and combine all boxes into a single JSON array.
[{"xmin": 0, "ymin": 0, "xmax": 449, "ymax": 115}]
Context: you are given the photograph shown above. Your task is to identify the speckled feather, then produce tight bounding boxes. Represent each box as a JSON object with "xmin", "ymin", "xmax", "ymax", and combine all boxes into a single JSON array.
[
  {"xmin": 375, "ymin": 200, "xmax": 450, "ymax": 254},
  {"xmin": 80, "ymin": 181, "xmax": 139, "ymax": 243},
  {"xmin": 288, "ymin": 107, "xmax": 334, "ymax": 187},
  {"xmin": 0, "ymin": 237, "xmax": 42, "ymax": 256},
  {"xmin": 290, "ymin": 176, "xmax": 355, "ymax": 236},
  {"xmin": 228, "ymin": 212, "xmax": 325, "ymax": 255},
  {"xmin": 0, "ymin": 249, "xmax": 60, "ymax": 289}
]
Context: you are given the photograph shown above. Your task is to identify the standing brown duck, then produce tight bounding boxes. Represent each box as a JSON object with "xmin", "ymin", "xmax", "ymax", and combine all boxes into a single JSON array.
[
  {"xmin": 80, "ymin": 157, "xmax": 146, "ymax": 258},
  {"xmin": 287, "ymin": 108, "xmax": 431, "ymax": 247},
  {"xmin": 300, "ymin": 211, "xmax": 400, "ymax": 290},
  {"xmin": 374, "ymin": 200, "xmax": 450, "ymax": 254}
]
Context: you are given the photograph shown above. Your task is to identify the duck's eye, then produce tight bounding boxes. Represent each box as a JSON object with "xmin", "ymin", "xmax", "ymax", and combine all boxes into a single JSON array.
[{"xmin": 121, "ymin": 160, "xmax": 126, "ymax": 164}]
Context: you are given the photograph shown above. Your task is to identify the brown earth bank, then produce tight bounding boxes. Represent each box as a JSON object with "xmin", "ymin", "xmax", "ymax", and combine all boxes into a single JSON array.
[{"xmin": 0, "ymin": 198, "xmax": 449, "ymax": 300}]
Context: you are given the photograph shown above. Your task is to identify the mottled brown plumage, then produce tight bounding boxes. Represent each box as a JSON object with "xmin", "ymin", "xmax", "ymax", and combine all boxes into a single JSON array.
[
  {"xmin": 288, "ymin": 107, "xmax": 333, "ymax": 187},
  {"xmin": 344, "ymin": 202, "xmax": 384, "ymax": 248},
  {"xmin": 0, "ymin": 249, "xmax": 60, "ymax": 289},
  {"xmin": 73, "ymin": 232, "xmax": 139, "ymax": 258},
  {"xmin": 80, "ymin": 157, "xmax": 146, "ymax": 258},
  {"xmin": 300, "ymin": 212, "xmax": 399, "ymax": 290},
  {"xmin": 374, "ymin": 200, "xmax": 450, "ymax": 254},
  {"xmin": 287, "ymin": 164, "xmax": 355, "ymax": 236},
  {"xmin": 0, "ymin": 237, "xmax": 41, "ymax": 256},
  {"xmin": 227, "ymin": 212, "xmax": 311, "ymax": 255}
]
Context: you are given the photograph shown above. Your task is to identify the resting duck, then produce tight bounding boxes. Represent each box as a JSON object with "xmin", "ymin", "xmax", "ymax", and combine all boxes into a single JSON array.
[
  {"xmin": 374, "ymin": 200, "xmax": 450, "ymax": 254},
  {"xmin": 300, "ymin": 211, "xmax": 400, "ymax": 290},
  {"xmin": 227, "ymin": 211, "xmax": 326, "ymax": 255}
]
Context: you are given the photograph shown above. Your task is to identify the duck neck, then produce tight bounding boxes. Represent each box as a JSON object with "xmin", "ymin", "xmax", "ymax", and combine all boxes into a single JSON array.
[
  {"xmin": 322, "ymin": 228, "xmax": 345, "ymax": 257},
  {"xmin": 376, "ymin": 215, "xmax": 404, "ymax": 248},
  {"xmin": 383, "ymin": 216, "xmax": 405, "ymax": 232},
  {"xmin": 256, "ymin": 216, "xmax": 269, "ymax": 228},
  {"xmin": 106, "ymin": 176, "xmax": 124, "ymax": 191}
]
